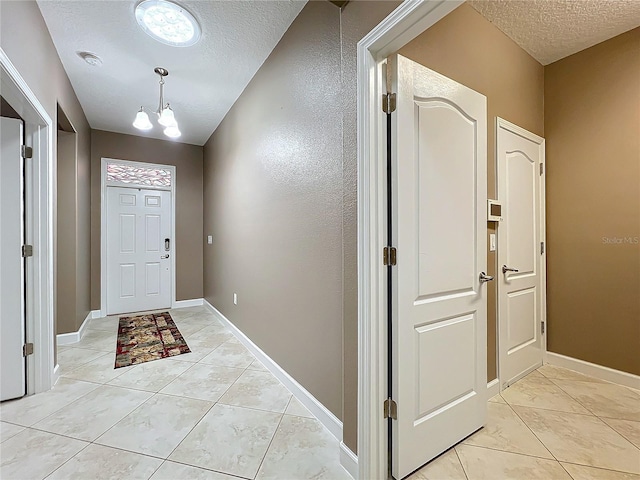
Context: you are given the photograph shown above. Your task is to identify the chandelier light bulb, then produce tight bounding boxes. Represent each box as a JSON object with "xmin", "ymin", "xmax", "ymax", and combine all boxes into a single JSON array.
[
  {"xmin": 158, "ymin": 104, "xmax": 177, "ymax": 127},
  {"xmin": 133, "ymin": 108, "xmax": 153, "ymax": 130},
  {"xmin": 164, "ymin": 124, "xmax": 181, "ymax": 138}
]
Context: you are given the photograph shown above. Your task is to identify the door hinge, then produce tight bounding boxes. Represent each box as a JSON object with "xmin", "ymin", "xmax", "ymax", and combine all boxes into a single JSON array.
[
  {"xmin": 541, "ymin": 321, "xmax": 545, "ymax": 335},
  {"xmin": 22, "ymin": 245, "xmax": 33, "ymax": 257},
  {"xmin": 382, "ymin": 93, "xmax": 396, "ymax": 114},
  {"xmin": 383, "ymin": 397, "xmax": 397, "ymax": 419},
  {"xmin": 21, "ymin": 145, "xmax": 33, "ymax": 159},
  {"xmin": 540, "ymin": 163, "xmax": 544, "ymax": 175},
  {"xmin": 540, "ymin": 241, "xmax": 545, "ymax": 255},
  {"xmin": 383, "ymin": 246, "xmax": 397, "ymax": 266},
  {"xmin": 23, "ymin": 343, "xmax": 34, "ymax": 357}
]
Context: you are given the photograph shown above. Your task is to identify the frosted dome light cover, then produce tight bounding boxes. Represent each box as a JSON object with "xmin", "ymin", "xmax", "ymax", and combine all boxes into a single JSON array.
[{"xmin": 135, "ymin": 0, "xmax": 201, "ymax": 47}]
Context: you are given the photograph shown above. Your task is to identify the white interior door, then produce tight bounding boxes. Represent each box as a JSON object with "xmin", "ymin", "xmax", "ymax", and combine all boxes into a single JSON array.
[
  {"xmin": 106, "ymin": 187, "xmax": 172, "ymax": 315},
  {"xmin": 1, "ymin": 117, "xmax": 27, "ymax": 401},
  {"xmin": 392, "ymin": 55, "xmax": 488, "ymax": 479},
  {"xmin": 497, "ymin": 119, "xmax": 545, "ymax": 388}
]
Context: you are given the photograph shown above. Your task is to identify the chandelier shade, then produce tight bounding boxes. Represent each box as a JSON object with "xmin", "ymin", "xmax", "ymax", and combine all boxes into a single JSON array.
[{"xmin": 133, "ymin": 108, "xmax": 153, "ymax": 130}]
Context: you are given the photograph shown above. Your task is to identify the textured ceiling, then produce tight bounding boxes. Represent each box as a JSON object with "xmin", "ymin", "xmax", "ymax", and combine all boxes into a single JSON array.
[
  {"xmin": 468, "ymin": 0, "xmax": 640, "ymax": 65},
  {"xmin": 37, "ymin": 0, "xmax": 307, "ymax": 145}
]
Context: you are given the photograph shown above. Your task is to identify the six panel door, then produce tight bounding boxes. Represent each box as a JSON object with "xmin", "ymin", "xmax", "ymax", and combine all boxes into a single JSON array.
[{"xmin": 106, "ymin": 187, "xmax": 172, "ymax": 315}]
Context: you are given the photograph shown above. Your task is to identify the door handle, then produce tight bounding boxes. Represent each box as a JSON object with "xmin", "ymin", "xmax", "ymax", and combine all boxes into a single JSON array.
[
  {"xmin": 479, "ymin": 272, "xmax": 494, "ymax": 283},
  {"xmin": 161, "ymin": 254, "xmax": 170, "ymax": 259},
  {"xmin": 164, "ymin": 238, "xmax": 170, "ymax": 251},
  {"xmin": 502, "ymin": 265, "xmax": 519, "ymax": 274}
]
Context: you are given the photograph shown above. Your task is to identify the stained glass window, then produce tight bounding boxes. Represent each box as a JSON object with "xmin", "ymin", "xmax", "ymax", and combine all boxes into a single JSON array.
[{"xmin": 106, "ymin": 163, "xmax": 172, "ymax": 187}]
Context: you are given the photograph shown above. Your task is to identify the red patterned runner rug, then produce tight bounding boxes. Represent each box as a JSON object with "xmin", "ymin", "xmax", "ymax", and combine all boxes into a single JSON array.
[{"xmin": 115, "ymin": 311, "xmax": 190, "ymax": 368}]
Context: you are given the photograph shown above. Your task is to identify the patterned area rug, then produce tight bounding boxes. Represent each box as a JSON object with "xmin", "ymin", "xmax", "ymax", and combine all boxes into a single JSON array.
[{"xmin": 115, "ymin": 311, "xmax": 190, "ymax": 368}]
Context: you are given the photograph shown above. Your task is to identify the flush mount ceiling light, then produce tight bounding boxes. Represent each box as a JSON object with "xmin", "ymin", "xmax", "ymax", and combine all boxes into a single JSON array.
[
  {"xmin": 135, "ymin": 0, "xmax": 201, "ymax": 47},
  {"xmin": 133, "ymin": 67, "xmax": 181, "ymax": 139}
]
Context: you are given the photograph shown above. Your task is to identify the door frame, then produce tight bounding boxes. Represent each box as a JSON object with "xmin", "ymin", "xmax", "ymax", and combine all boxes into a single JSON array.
[
  {"xmin": 495, "ymin": 117, "xmax": 547, "ymax": 387},
  {"xmin": 100, "ymin": 158, "xmax": 177, "ymax": 317},
  {"xmin": 356, "ymin": 1, "xmax": 466, "ymax": 478},
  {"xmin": 0, "ymin": 48, "xmax": 55, "ymax": 395}
]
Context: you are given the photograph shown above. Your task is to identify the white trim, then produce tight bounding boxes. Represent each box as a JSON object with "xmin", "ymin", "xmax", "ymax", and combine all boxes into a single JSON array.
[
  {"xmin": 495, "ymin": 117, "xmax": 547, "ymax": 387},
  {"xmin": 91, "ymin": 310, "xmax": 102, "ymax": 319},
  {"xmin": 487, "ymin": 378, "xmax": 500, "ymax": 399},
  {"xmin": 1, "ymin": 48, "xmax": 55, "ymax": 395},
  {"xmin": 356, "ymin": 2, "xmax": 464, "ymax": 479},
  {"xmin": 52, "ymin": 363, "xmax": 61, "ymax": 386},
  {"xmin": 173, "ymin": 298, "xmax": 204, "ymax": 308},
  {"xmin": 56, "ymin": 310, "xmax": 92, "ymax": 346},
  {"xmin": 203, "ymin": 300, "xmax": 343, "ymax": 440},
  {"xmin": 340, "ymin": 442, "xmax": 358, "ymax": 480},
  {"xmin": 100, "ymin": 158, "xmax": 177, "ymax": 317},
  {"xmin": 546, "ymin": 352, "xmax": 640, "ymax": 390}
]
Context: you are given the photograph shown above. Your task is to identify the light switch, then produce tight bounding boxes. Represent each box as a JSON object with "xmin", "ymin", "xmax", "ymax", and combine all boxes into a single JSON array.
[
  {"xmin": 233, "ymin": 293, "xmax": 238, "ymax": 305},
  {"xmin": 490, "ymin": 234, "xmax": 496, "ymax": 252},
  {"xmin": 207, "ymin": 235, "xmax": 213, "ymax": 244}
]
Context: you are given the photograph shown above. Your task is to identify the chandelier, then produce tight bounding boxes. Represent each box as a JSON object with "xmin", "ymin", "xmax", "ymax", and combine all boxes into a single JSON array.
[{"xmin": 133, "ymin": 67, "xmax": 181, "ymax": 139}]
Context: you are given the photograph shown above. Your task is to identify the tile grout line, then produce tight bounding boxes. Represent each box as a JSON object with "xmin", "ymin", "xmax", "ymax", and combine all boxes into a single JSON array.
[
  {"xmin": 505, "ymin": 372, "xmax": 640, "ymax": 475},
  {"xmin": 545, "ymin": 378, "xmax": 601, "ymax": 417},
  {"xmin": 162, "ymin": 457, "xmax": 253, "ymax": 480},
  {"xmin": 596, "ymin": 418, "xmax": 640, "ymax": 451},
  {"xmin": 252, "ymin": 411, "xmax": 286, "ymax": 480},
  {"xmin": 459, "ymin": 443, "xmax": 565, "ymax": 465},
  {"xmin": 545, "ymin": 377, "xmax": 640, "ymax": 450},
  {"xmin": 559, "ymin": 459, "xmax": 640, "ymax": 477},
  {"xmin": 557, "ymin": 460, "xmax": 577, "ymax": 480},
  {"xmin": 453, "ymin": 445, "xmax": 470, "ymax": 480},
  {"xmin": 40, "ymin": 434, "xmax": 92, "ymax": 480},
  {"xmin": 502, "ymin": 388, "xmax": 563, "ymax": 464}
]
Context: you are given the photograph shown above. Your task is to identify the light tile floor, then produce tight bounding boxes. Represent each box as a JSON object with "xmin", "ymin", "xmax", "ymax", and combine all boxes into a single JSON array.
[
  {"xmin": 409, "ymin": 365, "xmax": 640, "ymax": 480},
  {"xmin": 1, "ymin": 305, "xmax": 638, "ymax": 479},
  {"xmin": 0, "ymin": 306, "xmax": 350, "ymax": 480}
]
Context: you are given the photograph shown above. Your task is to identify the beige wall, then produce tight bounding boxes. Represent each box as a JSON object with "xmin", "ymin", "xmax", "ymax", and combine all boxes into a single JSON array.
[
  {"xmin": 90, "ymin": 130, "xmax": 204, "ymax": 309},
  {"xmin": 545, "ymin": 28, "xmax": 640, "ymax": 375},
  {"xmin": 57, "ymin": 129, "xmax": 79, "ymax": 334},
  {"xmin": 203, "ymin": 1, "xmax": 343, "ymax": 417},
  {"xmin": 1, "ymin": 1, "xmax": 92, "ymax": 336},
  {"xmin": 399, "ymin": 3, "xmax": 545, "ymax": 383}
]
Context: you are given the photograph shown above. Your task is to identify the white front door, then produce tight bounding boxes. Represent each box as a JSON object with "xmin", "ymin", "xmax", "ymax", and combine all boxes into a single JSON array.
[
  {"xmin": 497, "ymin": 119, "xmax": 545, "ymax": 388},
  {"xmin": 106, "ymin": 187, "xmax": 172, "ymax": 315},
  {"xmin": 392, "ymin": 55, "xmax": 488, "ymax": 479},
  {"xmin": 1, "ymin": 117, "xmax": 26, "ymax": 401}
]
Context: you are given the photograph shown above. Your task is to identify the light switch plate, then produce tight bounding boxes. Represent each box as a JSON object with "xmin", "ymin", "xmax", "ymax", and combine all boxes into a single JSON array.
[
  {"xmin": 490, "ymin": 234, "xmax": 496, "ymax": 252},
  {"xmin": 207, "ymin": 235, "xmax": 213, "ymax": 244}
]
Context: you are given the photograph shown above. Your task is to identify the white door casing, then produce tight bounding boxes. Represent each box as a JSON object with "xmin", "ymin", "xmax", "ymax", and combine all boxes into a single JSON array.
[
  {"xmin": 2, "ymin": 48, "xmax": 55, "ymax": 396},
  {"xmin": 106, "ymin": 187, "xmax": 172, "ymax": 315},
  {"xmin": 497, "ymin": 118, "xmax": 546, "ymax": 388},
  {"xmin": 392, "ymin": 55, "xmax": 487, "ymax": 479},
  {"xmin": 0, "ymin": 117, "xmax": 27, "ymax": 401}
]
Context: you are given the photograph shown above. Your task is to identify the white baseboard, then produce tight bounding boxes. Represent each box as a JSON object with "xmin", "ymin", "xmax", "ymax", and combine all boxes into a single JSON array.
[
  {"xmin": 56, "ymin": 310, "xmax": 92, "ymax": 346},
  {"xmin": 52, "ymin": 363, "xmax": 61, "ymax": 386},
  {"xmin": 546, "ymin": 352, "xmax": 640, "ymax": 390},
  {"xmin": 91, "ymin": 310, "xmax": 102, "ymax": 319},
  {"xmin": 203, "ymin": 300, "xmax": 343, "ymax": 441},
  {"xmin": 487, "ymin": 378, "xmax": 500, "ymax": 399},
  {"xmin": 340, "ymin": 442, "xmax": 358, "ymax": 480},
  {"xmin": 173, "ymin": 298, "xmax": 204, "ymax": 309}
]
